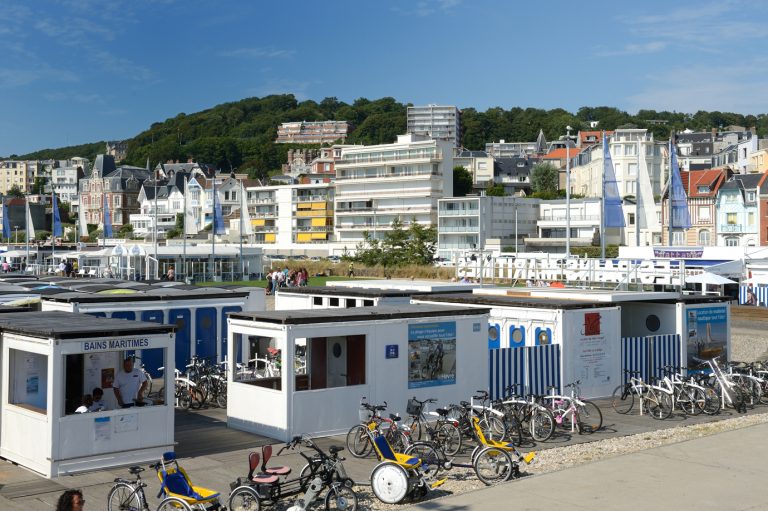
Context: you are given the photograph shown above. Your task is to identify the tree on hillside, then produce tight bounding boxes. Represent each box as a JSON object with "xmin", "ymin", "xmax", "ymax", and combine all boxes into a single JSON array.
[
  {"xmin": 6, "ymin": 185, "xmax": 23, "ymax": 198},
  {"xmin": 453, "ymin": 166, "xmax": 473, "ymax": 196},
  {"xmin": 531, "ymin": 162, "xmax": 560, "ymax": 195}
]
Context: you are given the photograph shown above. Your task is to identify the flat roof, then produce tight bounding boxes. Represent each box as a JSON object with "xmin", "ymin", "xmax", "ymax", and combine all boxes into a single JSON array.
[
  {"xmin": 472, "ymin": 288, "xmax": 731, "ymax": 305},
  {"xmin": 411, "ymin": 293, "xmax": 614, "ymax": 310},
  {"xmin": 229, "ymin": 304, "xmax": 491, "ymax": 325},
  {"xmin": 41, "ymin": 289, "xmax": 251, "ymax": 304},
  {"xmin": 326, "ymin": 279, "xmax": 486, "ymax": 293},
  {"xmin": 0, "ymin": 311, "xmax": 175, "ymax": 340},
  {"xmin": 277, "ymin": 286, "xmax": 434, "ymax": 299}
]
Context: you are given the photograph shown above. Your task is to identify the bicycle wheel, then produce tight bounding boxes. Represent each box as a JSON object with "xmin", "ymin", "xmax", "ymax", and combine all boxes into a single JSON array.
[
  {"xmin": 157, "ymin": 496, "xmax": 193, "ymax": 510},
  {"xmin": 345, "ymin": 425, "xmax": 371, "ymax": 458},
  {"xmin": 504, "ymin": 415, "xmax": 523, "ymax": 445},
  {"xmin": 529, "ymin": 408, "xmax": 555, "ymax": 442},
  {"xmin": 107, "ymin": 482, "xmax": 141, "ymax": 511},
  {"xmin": 645, "ymin": 391, "xmax": 673, "ymax": 419},
  {"xmin": 575, "ymin": 400, "xmax": 603, "ymax": 434},
  {"xmin": 325, "ymin": 484, "xmax": 358, "ymax": 511},
  {"xmin": 478, "ymin": 415, "xmax": 507, "ymax": 442},
  {"xmin": 611, "ymin": 385, "xmax": 634, "ymax": 415},
  {"xmin": 385, "ymin": 428, "xmax": 408, "ymax": 453},
  {"xmin": 678, "ymin": 386, "xmax": 703, "ymax": 416},
  {"xmin": 370, "ymin": 462, "xmax": 409, "ymax": 504},
  {"xmin": 177, "ymin": 388, "xmax": 192, "ymax": 410},
  {"xmin": 229, "ymin": 485, "xmax": 261, "ymax": 511},
  {"xmin": 473, "ymin": 447, "xmax": 515, "ymax": 485},
  {"xmin": 700, "ymin": 385, "xmax": 721, "ymax": 415},
  {"xmin": 190, "ymin": 387, "xmax": 206, "ymax": 410},
  {"xmin": 215, "ymin": 386, "xmax": 228, "ymax": 408},
  {"xmin": 404, "ymin": 442, "xmax": 441, "ymax": 478},
  {"xmin": 435, "ymin": 422, "xmax": 462, "ymax": 456},
  {"xmin": 405, "ymin": 417, "xmax": 422, "ymax": 441}
]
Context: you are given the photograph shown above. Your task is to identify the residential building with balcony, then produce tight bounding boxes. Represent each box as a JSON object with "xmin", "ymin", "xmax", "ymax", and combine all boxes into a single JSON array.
[
  {"xmin": 50, "ymin": 158, "xmax": 89, "ymax": 205},
  {"xmin": 485, "ymin": 131, "xmax": 548, "ymax": 158},
  {"xmin": 571, "ymin": 128, "xmax": 666, "ymax": 199},
  {"xmin": 453, "ymin": 150, "xmax": 494, "ymax": 187},
  {"xmin": 437, "ymin": 196, "xmax": 540, "ymax": 260},
  {"xmin": 661, "ymin": 168, "xmax": 727, "ymax": 246},
  {"xmin": 79, "ymin": 155, "xmax": 149, "ymax": 227},
  {"xmin": 0, "ymin": 160, "xmax": 33, "ymax": 194},
  {"xmin": 715, "ymin": 173, "xmax": 765, "ymax": 247},
  {"xmin": 333, "ymin": 133, "xmax": 453, "ymax": 251},
  {"xmin": 106, "ymin": 140, "xmax": 128, "ymax": 162},
  {"xmin": 276, "ymin": 121, "xmax": 350, "ymax": 144},
  {"xmin": 526, "ymin": 198, "xmax": 618, "ymax": 253},
  {"xmin": 494, "ymin": 157, "xmax": 534, "ymax": 196},
  {"xmin": 407, "ymin": 105, "xmax": 461, "ymax": 147}
]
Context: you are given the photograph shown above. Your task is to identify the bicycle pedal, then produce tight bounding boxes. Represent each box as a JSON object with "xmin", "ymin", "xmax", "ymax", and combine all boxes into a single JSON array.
[
  {"xmin": 430, "ymin": 478, "xmax": 447, "ymax": 489},
  {"xmin": 522, "ymin": 452, "xmax": 536, "ymax": 465}
]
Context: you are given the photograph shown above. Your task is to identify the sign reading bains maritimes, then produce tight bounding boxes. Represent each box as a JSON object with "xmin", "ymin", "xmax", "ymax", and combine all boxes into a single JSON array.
[
  {"xmin": 408, "ymin": 322, "xmax": 456, "ymax": 389},
  {"xmin": 82, "ymin": 338, "xmax": 151, "ymax": 352}
]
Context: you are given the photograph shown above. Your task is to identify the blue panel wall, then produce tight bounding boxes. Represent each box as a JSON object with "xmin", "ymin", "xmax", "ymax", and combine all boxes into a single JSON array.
[
  {"xmin": 221, "ymin": 306, "xmax": 242, "ymax": 364},
  {"xmin": 140, "ymin": 310, "xmax": 165, "ymax": 377},
  {"xmin": 195, "ymin": 307, "xmax": 217, "ymax": 362},
  {"xmin": 111, "ymin": 311, "xmax": 136, "ymax": 321},
  {"xmin": 169, "ymin": 308, "xmax": 191, "ymax": 371}
]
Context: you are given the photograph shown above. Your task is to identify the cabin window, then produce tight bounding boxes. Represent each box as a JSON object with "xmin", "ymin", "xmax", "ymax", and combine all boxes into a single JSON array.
[
  {"xmin": 235, "ymin": 335, "xmax": 283, "ymax": 390},
  {"xmin": 295, "ymin": 335, "xmax": 366, "ymax": 391},
  {"xmin": 8, "ymin": 349, "xmax": 48, "ymax": 414}
]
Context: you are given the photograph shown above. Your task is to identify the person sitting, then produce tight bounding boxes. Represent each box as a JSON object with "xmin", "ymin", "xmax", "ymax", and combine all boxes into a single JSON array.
[
  {"xmin": 167, "ymin": 266, "xmax": 175, "ymax": 281},
  {"xmin": 75, "ymin": 394, "xmax": 93, "ymax": 413},
  {"xmin": 89, "ymin": 387, "xmax": 107, "ymax": 412}
]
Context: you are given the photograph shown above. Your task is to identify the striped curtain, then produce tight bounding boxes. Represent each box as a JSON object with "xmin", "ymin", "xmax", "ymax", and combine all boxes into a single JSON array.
[
  {"xmin": 488, "ymin": 344, "xmax": 561, "ymax": 399},
  {"xmin": 621, "ymin": 334, "xmax": 681, "ymax": 383}
]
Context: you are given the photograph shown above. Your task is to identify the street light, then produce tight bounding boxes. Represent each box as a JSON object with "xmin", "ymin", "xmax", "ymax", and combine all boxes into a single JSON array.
[
  {"xmin": 565, "ymin": 126, "xmax": 572, "ymax": 259},
  {"xmin": 13, "ymin": 225, "xmax": 18, "ymax": 245}
]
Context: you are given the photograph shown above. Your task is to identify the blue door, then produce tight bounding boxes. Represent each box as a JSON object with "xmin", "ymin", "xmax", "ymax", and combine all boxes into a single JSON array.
[
  {"xmin": 140, "ymin": 310, "xmax": 165, "ymax": 377},
  {"xmin": 195, "ymin": 307, "xmax": 217, "ymax": 362},
  {"xmin": 169, "ymin": 308, "xmax": 191, "ymax": 372},
  {"xmin": 221, "ymin": 306, "xmax": 242, "ymax": 363}
]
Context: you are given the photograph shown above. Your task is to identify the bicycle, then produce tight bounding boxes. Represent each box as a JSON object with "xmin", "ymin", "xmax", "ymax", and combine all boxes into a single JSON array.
[
  {"xmin": 497, "ymin": 384, "xmax": 555, "ymax": 443},
  {"xmin": 106, "ymin": 464, "xmax": 203, "ymax": 511},
  {"xmin": 346, "ymin": 399, "xmax": 407, "ymax": 458},
  {"xmin": 540, "ymin": 381, "xmax": 603, "ymax": 433},
  {"xmin": 404, "ymin": 397, "xmax": 462, "ymax": 456},
  {"xmin": 447, "ymin": 390, "xmax": 507, "ymax": 442}
]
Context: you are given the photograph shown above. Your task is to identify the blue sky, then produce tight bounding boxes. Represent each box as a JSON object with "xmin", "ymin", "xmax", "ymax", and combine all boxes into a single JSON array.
[{"xmin": 2, "ymin": 0, "xmax": 767, "ymax": 156}]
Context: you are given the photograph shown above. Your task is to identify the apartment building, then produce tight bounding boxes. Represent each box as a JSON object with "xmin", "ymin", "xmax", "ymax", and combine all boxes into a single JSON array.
[
  {"xmin": 50, "ymin": 158, "xmax": 89, "ymax": 204},
  {"xmin": 333, "ymin": 133, "xmax": 453, "ymax": 251},
  {"xmin": 407, "ymin": 105, "xmax": 461, "ymax": 147},
  {"xmin": 661, "ymin": 169, "xmax": 727, "ymax": 246},
  {"xmin": 0, "ymin": 160, "xmax": 47, "ymax": 194},
  {"xmin": 715, "ymin": 173, "xmax": 765, "ymax": 247},
  {"xmin": 571, "ymin": 128, "xmax": 666, "ymax": 199},
  {"xmin": 437, "ymin": 196, "xmax": 540, "ymax": 260},
  {"xmin": 276, "ymin": 121, "xmax": 350, "ymax": 144},
  {"xmin": 454, "ymin": 150, "xmax": 494, "ymax": 186},
  {"xmin": 526, "ymin": 198, "xmax": 620, "ymax": 252},
  {"xmin": 79, "ymin": 155, "xmax": 149, "ymax": 227}
]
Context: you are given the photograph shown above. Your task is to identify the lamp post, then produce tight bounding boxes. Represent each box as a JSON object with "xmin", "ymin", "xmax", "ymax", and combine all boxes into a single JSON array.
[
  {"xmin": 565, "ymin": 125, "xmax": 572, "ymax": 259},
  {"xmin": 13, "ymin": 225, "xmax": 18, "ymax": 245}
]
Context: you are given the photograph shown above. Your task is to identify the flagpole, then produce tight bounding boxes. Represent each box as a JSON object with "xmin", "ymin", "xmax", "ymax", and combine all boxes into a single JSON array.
[
  {"xmin": 154, "ymin": 167, "xmax": 158, "ymax": 278},
  {"xmin": 211, "ymin": 177, "xmax": 216, "ymax": 280},
  {"xmin": 102, "ymin": 178, "xmax": 106, "ymax": 249},
  {"xmin": 601, "ymin": 132, "xmax": 606, "ymax": 260},
  {"xmin": 636, "ymin": 137, "xmax": 641, "ymax": 247},
  {"xmin": 239, "ymin": 180, "xmax": 244, "ymax": 279},
  {"xmin": 183, "ymin": 175, "xmax": 187, "ymax": 281},
  {"xmin": 25, "ymin": 200, "xmax": 30, "ymax": 272},
  {"xmin": 668, "ymin": 137, "xmax": 673, "ymax": 246},
  {"xmin": 565, "ymin": 126, "xmax": 571, "ymax": 259},
  {"xmin": 51, "ymin": 188, "xmax": 57, "ymax": 268}
]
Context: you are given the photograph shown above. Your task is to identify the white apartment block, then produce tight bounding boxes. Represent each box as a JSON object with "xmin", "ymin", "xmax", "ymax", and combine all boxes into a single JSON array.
[
  {"xmin": 276, "ymin": 121, "xmax": 350, "ymax": 144},
  {"xmin": 570, "ymin": 129, "xmax": 666, "ymax": 199},
  {"xmin": 407, "ymin": 105, "xmax": 461, "ymax": 147},
  {"xmin": 242, "ymin": 182, "xmax": 334, "ymax": 248},
  {"xmin": 527, "ymin": 198, "xmax": 619, "ymax": 252},
  {"xmin": 51, "ymin": 158, "xmax": 89, "ymax": 204},
  {"xmin": 333, "ymin": 133, "xmax": 454, "ymax": 251},
  {"xmin": 437, "ymin": 196, "xmax": 540, "ymax": 260}
]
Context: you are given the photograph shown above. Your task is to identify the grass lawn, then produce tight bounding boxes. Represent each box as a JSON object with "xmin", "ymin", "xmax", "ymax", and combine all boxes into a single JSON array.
[{"xmin": 195, "ymin": 275, "xmax": 370, "ymax": 288}]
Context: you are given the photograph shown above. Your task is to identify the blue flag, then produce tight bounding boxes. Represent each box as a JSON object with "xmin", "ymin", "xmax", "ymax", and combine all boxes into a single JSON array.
[
  {"xmin": 603, "ymin": 133, "xmax": 625, "ymax": 228},
  {"xmin": 212, "ymin": 180, "xmax": 225, "ymax": 235},
  {"xmin": 2, "ymin": 201, "xmax": 10, "ymax": 239},
  {"xmin": 669, "ymin": 139, "xmax": 691, "ymax": 229},
  {"xmin": 52, "ymin": 191, "xmax": 63, "ymax": 237},
  {"xmin": 103, "ymin": 193, "xmax": 113, "ymax": 238}
]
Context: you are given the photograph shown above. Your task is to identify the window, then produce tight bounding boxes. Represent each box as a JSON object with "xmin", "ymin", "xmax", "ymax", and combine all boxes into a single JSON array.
[
  {"xmin": 9, "ymin": 349, "xmax": 48, "ymax": 414},
  {"xmin": 727, "ymin": 213, "xmax": 738, "ymax": 225},
  {"xmin": 698, "ymin": 229, "xmax": 711, "ymax": 246},
  {"xmin": 748, "ymin": 191, "xmax": 756, "ymax": 202},
  {"xmin": 626, "ymin": 181, "xmax": 636, "ymax": 194},
  {"xmin": 313, "ymin": 297, "xmax": 323, "ymax": 306},
  {"xmin": 749, "ymin": 212, "xmax": 755, "ymax": 226},
  {"xmin": 726, "ymin": 237, "xmax": 739, "ymax": 247},
  {"xmin": 628, "ymin": 213, "xmax": 635, "ymax": 225},
  {"xmin": 698, "ymin": 185, "xmax": 710, "ymax": 193},
  {"xmin": 295, "ymin": 335, "xmax": 366, "ymax": 391},
  {"xmin": 698, "ymin": 206, "xmax": 710, "ymax": 221},
  {"xmin": 672, "ymin": 231, "xmax": 685, "ymax": 245},
  {"xmin": 237, "ymin": 335, "xmax": 283, "ymax": 390},
  {"xmin": 628, "ymin": 163, "xmax": 637, "ymax": 176}
]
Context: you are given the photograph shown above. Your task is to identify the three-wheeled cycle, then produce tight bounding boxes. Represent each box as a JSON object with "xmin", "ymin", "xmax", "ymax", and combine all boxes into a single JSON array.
[{"xmin": 228, "ymin": 435, "xmax": 358, "ymax": 511}]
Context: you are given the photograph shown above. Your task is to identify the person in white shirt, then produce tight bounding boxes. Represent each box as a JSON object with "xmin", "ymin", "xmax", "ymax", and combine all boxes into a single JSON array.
[{"xmin": 113, "ymin": 357, "xmax": 148, "ymax": 408}]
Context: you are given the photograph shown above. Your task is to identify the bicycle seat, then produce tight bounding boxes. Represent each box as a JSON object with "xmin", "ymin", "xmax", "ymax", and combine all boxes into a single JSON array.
[
  {"xmin": 460, "ymin": 400, "xmax": 470, "ymax": 407},
  {"xmin": 328, "ymin": 445, "xmax": 344, "ymax": 455},
  {"xmin": 129, "ymin": 466, "xmax": 144, "ymax": 475},
  {"xmin": 389, "ymin": 413, "xmax": 401, "ymax": 422},
  {"xmin": 435, "ymin": 408, "xmax": 449, "ymax": 416}
]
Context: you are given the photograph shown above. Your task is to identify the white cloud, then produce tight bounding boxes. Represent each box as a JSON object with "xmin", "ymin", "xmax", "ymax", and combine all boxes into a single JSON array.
[
  {"xmin": 44, "ymin": 91, "xmax": 105, "ymax": 104},
  {"xmin": 595, "ymin": 41, "xmax": 667, "ymax": 57},
  {"xmin": 0, "ymin": 66, "xmax": 78, "ymax": 89},
  {"xmin": 392, "ymin": 0, "xmax": 462, "ymax": 17}
]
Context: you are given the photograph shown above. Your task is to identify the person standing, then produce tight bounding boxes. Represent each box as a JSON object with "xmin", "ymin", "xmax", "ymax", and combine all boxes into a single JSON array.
[
  {"xmin": 348, "ymin": 262, "xmax": 354, "ymax": 278},
  {"xmin": 113, "ymin": 356, "xmax": 148, "ymax": 408},
  {"xmin": 56, "ymin": 489, "xmax": 85, "ymax": 511},
  {"xmin": 167, "ymin": 266, "xmax": 175, "ymax": 281}
]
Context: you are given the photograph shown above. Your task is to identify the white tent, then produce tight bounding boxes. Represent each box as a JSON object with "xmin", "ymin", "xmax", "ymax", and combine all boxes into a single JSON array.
[{"xmin": 686, "ymin": 272, "xmax": 736, "ymax": 285}]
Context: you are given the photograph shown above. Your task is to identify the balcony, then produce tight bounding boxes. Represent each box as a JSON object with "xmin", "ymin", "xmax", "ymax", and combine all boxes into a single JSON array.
[
  {"xmin": 296, "ymin": 226, "xmax": 334, "ymax": 232},
  {"xmin": 439, "ymin": 225, "xmax": 480, "ymax": 232},
  {"xmin": 336, "ymin": 170, "xmax": 440, "ymax": 180},
  {"xmin": 439, "ymin": 209, "xmax": 480, "ymax": 216},
  {"xmin": 720, "ymin": 224, "xmax": 743, "ymax": 233}
]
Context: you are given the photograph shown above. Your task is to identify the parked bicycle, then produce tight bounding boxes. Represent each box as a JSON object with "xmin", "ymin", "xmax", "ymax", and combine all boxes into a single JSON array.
[
  {"xmin": 540, "ymin": 381, "xmax": 603, "ymax": 433},
  {"xmin": 346, "ymin": 398, "xmax": 408, "ymax": 458},
  {"xmin": 404, "ymin": 396, "xmax": 462, "ymax": 456}
]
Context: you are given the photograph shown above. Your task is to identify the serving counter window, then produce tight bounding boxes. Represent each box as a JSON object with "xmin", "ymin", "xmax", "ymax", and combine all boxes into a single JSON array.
[
  {"xmin": 8, "ymin": 349, "xmax": 48, "ymax": 414},
  {"xmin": 235, "ymin": 335, "xmax": 283, "ymax": 390},
  {"xmin": 63, "ymin": 348, "xmax": 169, "ymax": 415},
  {"xmin": 296, "ymin": 335, "xmax": 366, "ymax": 391}
]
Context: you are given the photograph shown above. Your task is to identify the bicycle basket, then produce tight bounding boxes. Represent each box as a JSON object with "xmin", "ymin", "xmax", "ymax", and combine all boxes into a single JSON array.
[
  {"xmin": 359, "ymin": 407, "xmax": 373, "ymax": 422},
  {"xmin": 406, "ymin": 398, "xmax": 422, "ymax": 416}
]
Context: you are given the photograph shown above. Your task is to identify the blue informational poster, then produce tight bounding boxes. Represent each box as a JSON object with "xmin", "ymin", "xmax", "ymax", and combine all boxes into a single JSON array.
[
  {"xmin": 686, "ymin": 306, "xmax": 727, "ymax": 369},
  {"xmin": 408, "ymin": 322, "xmax": 456, "ymax": 389}
]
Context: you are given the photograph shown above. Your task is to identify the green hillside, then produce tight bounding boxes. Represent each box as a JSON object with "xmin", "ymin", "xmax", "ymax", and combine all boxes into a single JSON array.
[{"xmin": 17, "ymin": 94, "xmax": 768, "ymax": 178}]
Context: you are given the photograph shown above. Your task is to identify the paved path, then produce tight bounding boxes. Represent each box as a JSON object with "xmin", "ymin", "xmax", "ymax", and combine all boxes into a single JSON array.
[{"xmin": 408, "ymin": 421, "xmax": 768, "ymax": 511}]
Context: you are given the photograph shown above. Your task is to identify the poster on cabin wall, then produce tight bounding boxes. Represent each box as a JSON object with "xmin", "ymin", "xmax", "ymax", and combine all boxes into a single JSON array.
[
  {"xmin": 408, "ymin": 321, "xmax": 456, "ymax": 389},
  {"xmin": 686, "ymin": 306, "xmax": 727, "ymax": 369}
]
